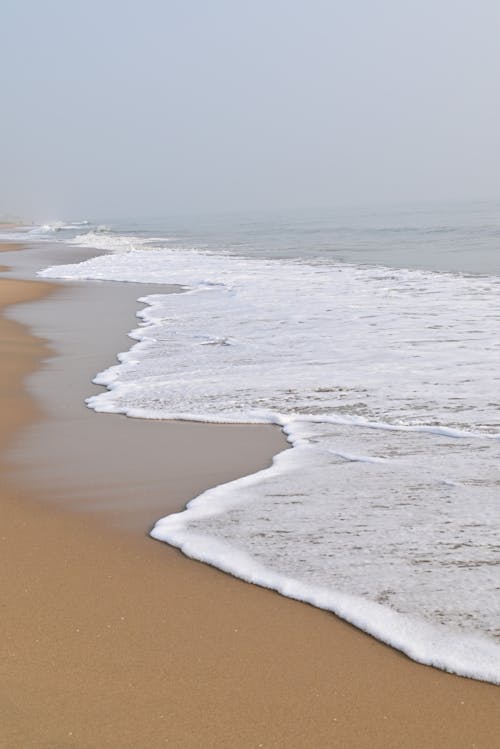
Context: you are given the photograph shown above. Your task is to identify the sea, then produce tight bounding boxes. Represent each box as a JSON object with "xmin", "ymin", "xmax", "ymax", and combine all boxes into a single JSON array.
[{"xmin": 5, "ymin": 200, "xmax": 500, "ymax": 683}]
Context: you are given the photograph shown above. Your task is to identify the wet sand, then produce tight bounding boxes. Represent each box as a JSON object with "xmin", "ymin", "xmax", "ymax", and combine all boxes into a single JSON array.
[{"xmin": 0, "ymin": 242, "xmax": 498, "ymax": 748}]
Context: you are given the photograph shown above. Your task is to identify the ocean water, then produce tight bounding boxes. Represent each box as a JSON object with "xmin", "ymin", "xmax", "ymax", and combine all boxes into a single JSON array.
[{"xmin": 28, "ymin": 202, "xmax": 500, "ymax": 682}]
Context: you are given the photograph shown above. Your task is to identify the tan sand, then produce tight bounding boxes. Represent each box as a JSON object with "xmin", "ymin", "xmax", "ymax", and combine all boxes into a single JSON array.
[
  {"xmin": 0, "ymin": 276, "xmax": 58, "ymax": 451},
  {"xmin": 0, "ymin": 241, "xmax": 25, "ymax": 251},
  {"xmin": 0, "ymin": 252, "xmax": 499, "ymax": 748}
]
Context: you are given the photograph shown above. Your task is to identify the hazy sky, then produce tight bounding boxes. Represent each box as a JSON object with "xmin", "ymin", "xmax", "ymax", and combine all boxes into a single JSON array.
[{"xmin": 1, "ymin": 0, "xmax": 499, "ymax": 220}]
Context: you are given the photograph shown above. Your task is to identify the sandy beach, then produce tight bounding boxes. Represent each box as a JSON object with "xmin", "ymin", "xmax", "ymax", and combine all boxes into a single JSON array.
[{"xmin": 1, "ymin": 241, "xmax": 499, "ymax": 748}]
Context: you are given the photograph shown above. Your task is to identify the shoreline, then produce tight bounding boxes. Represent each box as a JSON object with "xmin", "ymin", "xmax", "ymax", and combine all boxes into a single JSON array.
[
  {"xmin": 1, "ymin": 241, "xmax": 499, "ymax": 747},
  {"xmin": 2, "ymin": 241, "xmax": 288, "ymax": 535}
]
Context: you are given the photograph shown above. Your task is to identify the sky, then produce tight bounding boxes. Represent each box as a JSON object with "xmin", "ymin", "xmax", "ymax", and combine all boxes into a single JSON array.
[{"xmin": 1, "ymin": 0, "xmax": 500, "ymax": 221}]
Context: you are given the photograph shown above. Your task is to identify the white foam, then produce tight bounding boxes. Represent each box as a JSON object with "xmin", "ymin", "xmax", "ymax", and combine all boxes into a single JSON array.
[
  {"xmin": 0, "ymin": 221, "xmax": 92, "ymax": 242},
  {"xmin": 39, "ymin": 239, "xmax": 500, "ymax": 683},
  {"xmin": 40, "ymin": 246, "xmax": 500, "ymax": 434},
  {"xmin": 151, "ymin": 439, "xmax": 500, "ymax": 684},
  {"xmin": 67, "ymin": 230, "xmax": 171, "ymax": 253},
  {"xmin": 30, "ymin": 221, "xmax": 91, "ymax": 234}
]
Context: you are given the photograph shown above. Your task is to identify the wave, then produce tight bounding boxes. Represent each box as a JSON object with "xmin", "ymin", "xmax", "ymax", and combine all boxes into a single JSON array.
[
  {"xmin": 0, "ymin": 220, "xmax": 93, "ymax": 242},
  {"xmin": 38, "ymin": 236, "xmax": 500, "ymax": 683},
  {"xmin": 151, "ymin": 435, "xmax": 500, "ymax": 685},
  {"xmin": 28, "ymin": 220, "xmax": 91, "ymax": 235},
  {"xmin": 67, "ymin": 230, "xmax": 171, "ymax": 253}
]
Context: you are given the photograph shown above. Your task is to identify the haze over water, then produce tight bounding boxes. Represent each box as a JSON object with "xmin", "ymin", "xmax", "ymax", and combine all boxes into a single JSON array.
[{"xmin": 2, "ymin": 2, "xmax": 500, "ymax": 219}]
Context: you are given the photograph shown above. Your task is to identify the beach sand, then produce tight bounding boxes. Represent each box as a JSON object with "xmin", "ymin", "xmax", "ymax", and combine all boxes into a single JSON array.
[{"xmin": 1, "ymin": 243, "xmax": 498, "ymax": 748}]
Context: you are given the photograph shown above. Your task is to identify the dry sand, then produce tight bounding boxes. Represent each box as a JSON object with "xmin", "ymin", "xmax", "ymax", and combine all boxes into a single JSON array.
[{"xmin": 0, "ymin": 244, "xmax": 499, "ymax": 748}]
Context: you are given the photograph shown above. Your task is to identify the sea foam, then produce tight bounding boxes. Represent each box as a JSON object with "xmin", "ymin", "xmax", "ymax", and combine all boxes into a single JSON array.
[{"xmin": 39, "ymin": 233, "xmax": 500, "ymax": 683}]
